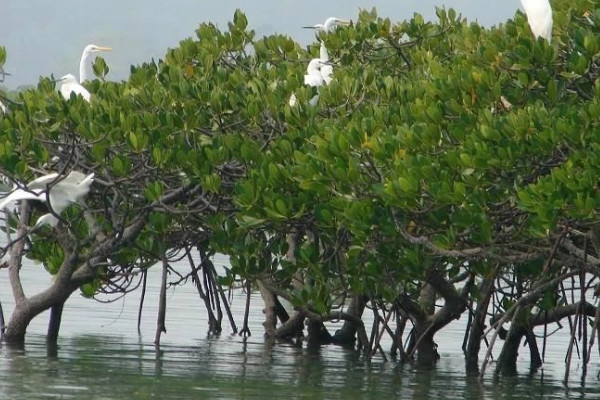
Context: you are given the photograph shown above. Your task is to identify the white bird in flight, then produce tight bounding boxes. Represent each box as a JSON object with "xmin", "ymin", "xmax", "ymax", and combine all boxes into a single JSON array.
[
  {"xmin": 79, "ymin": 44, "xmax": 112, "ymax": 83},
  {"xmin": 0, "ymin": 171, "xmax": 95, "ymax": 228},
  {"xmin": 59, "ymin": 73, "xmax": 91, "ymax": 102},
  {"xmin": 520, "ymin": 0, "xmax": 553, "ymax": 42}
]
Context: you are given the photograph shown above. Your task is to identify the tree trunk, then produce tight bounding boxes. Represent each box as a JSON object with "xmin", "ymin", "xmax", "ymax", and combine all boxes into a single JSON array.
[
  {"xmin": 154, "ymin": 254, "xmax": 168, "ymax": 346},
  {"xmin": 0, "ymin": 299, "xmax": 5, "ymax": 337},
  {"xmin": 465, "ymin": 276, "xmax": 495, "ymax": 372},
  {"xmin": 47, "ymin": 302, "xmax": 65, "ymax": 344},
  {"xmin": 3, "ymin": 305, "xmax": 35, "ymax": 344},
  {"xmin": 274, "ymin": 311, "xmax": 304, "ymax": 339},
  {"xmin": 307, "ymin": 318, "xmax": 333, "ymax": 346},
  {"xmin": 495, "ymin": 323, "xmax": 525, "ymax": 376},
  {"xmin": 415, "ymin": 326, "xmax": 439, "ymax": 365},
  {"xmin": 332, "ymin": 295, "xmax": 367, "ymax": 347},
  {"xmin": 257, "ymin": 279, "xmax": 278, "ymax": 337}
]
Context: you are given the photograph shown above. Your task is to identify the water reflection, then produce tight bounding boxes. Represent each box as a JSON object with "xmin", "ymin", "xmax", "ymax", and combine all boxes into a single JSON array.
[
  {"xmin": 2, "ymin": 331, "xmax": 600, "ymax": 399},
  {"xmin": 1, "ymin": 261, "xmax": 600, "ymax": 399}
]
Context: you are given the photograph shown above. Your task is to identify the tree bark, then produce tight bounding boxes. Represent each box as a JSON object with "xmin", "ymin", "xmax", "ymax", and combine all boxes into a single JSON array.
[
  {"xmin": 307, "ymin": 318, "xmax": 333, "ymax": 346},
  {"xmin": 0, "ymin": 299, "xmax": 5, "ymax": 337},
  {"xmin": 257, "ymin": 279, "xmax": 278, "ymax": 337},
  {"xmin": 332, "ymin": 295, "xmax": 367, "ymax": 347},
  {"xmin": 47, "ymin": 302, "xmax": 65, "ymax": 344},
  {"xmin": 401, "ymin": 266, "xmax": 470, "ymax": 365},
  {"xmin": 154, "ymin": 254, "xmax": 168, "ymax": 346},
  {"xmin": 465, "ymin": 276, "xmax": 495, "ymax": 372},
  {"xmin": 274, "ymin": 311, "xmax": 304, "ymax": 339},
  {"xmin": 495, "ymin": 322, "xmax": 525, "ymax": 376}
]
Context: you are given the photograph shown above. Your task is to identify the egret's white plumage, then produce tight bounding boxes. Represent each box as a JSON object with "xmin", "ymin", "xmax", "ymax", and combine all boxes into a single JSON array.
[
  {"xmin": 0, "ymin": 100, "xmax": 5, "ymax": 114},
  {"xmin": 304, "ymin": 58, "xmax": 330, "ymax": 87},
  {"xmin": 319, "ymin": 42, "xmax": 333, "ymax": 84},
  {"xmin": 289, "ymin": 58, "xmax": 332, "ymax": 107},
  {"xmin": 290, "ymin": 17, "xmax": 348, "ymax": 107},
  {"xmin": 79, "ymin": 44, "xmax": 112, "ymax": 83},
  {"xmin": 0, "ymin": 171, "xmax": 95, "ymax": 227},
  {"xmin": 59, "ymin": 74, "xmax": 91, "ymax": 102},
  {"xmin": 520, "ymin": 0, "xmax": 553, "ymax": 42}
]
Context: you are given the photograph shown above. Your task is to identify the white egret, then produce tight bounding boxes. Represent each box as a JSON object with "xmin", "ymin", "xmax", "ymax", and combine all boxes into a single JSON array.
[
  {"xmin": 59, "ymin": 73, "xmax": 91, "ymax": 102},
  {"xmin": 0, "ymin": 171, "xmax": 95, "ymax": 228},
  {"xmin": 289, "ymin": 58, "xmax": 332, "ymax": 107},
  {"xmin": 303, "ymin": 17, "xmax": 351, "ymax": 32},
  {"xmin": 301, "ymin": 17, "xmax": 349, "ymax": 87},
  {"xmin": 0, "ymin": 100, "xmax": 5, "ymax": 114},
  {"xmin": 79, "ymin": 44, "xmax": 112, "ymax": 83},
  {"xmin": 520, "ymin": 0, "xmax": 553, "ymax": 42},
  {"xmin": 304, "ymin": 58, "xmax": 330, "ymax": 87},
  {"xmin": 289, "ymin": 59, "xmax": 330, "ymax": 106}
]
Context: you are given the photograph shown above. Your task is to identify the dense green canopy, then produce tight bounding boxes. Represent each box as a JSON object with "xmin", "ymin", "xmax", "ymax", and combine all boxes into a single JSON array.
[{"xmin": 1, "ymin": 1, "xmax": 600, "ymax": 376}]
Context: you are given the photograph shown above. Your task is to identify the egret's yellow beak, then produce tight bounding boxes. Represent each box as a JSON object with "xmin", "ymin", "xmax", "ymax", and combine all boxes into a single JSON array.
[
  {"xmin": 338, "ymin": 20, "xmax": 351, "ymax": 26},
  {"xmin": 96, "ymin": 46, "xmax": 113, "ymax": 52}
]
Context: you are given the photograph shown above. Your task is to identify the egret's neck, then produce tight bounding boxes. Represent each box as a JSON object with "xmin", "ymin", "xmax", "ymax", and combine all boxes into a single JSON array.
[
  {"xmin": 319, "ymin": 42, "xmax": 329, "ymax": 61},
  {"xmin": 79, "ymin": 52, "xmax": 91, "ymax": 83}
]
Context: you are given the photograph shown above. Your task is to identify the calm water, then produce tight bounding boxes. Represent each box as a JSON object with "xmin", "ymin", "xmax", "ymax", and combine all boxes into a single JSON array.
[{"xmin": 1, "ymin": 255, "xmax": 599, "ymax": 399}]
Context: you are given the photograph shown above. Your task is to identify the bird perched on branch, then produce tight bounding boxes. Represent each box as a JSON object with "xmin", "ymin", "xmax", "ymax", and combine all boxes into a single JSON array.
[
  {"xmin": 58, "ymin": 73, "xmax": 91, "ymax": 102},
  {"xmin": 289, "ymin": 58, "xmax": 333, "ymax": 107}
]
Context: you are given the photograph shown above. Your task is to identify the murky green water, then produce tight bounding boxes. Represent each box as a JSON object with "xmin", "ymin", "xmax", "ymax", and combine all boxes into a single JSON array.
[
  {"xmin": 2, "ymin": 334, "xmax": 598, "ymax": 399},
  {"xmin": 1, "ymin": 257, "xmax": 600, "ymax": 399}
]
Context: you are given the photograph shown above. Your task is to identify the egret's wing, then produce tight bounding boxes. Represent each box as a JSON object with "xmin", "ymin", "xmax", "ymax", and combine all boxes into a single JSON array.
[
  {"xmin": 47, "ymin": 172, "xmax": 95, "ymax": 213},
  {"xmin": 63, "ymin": 171, "xmax": 87, "ymax": 183},
  {"xmin": 47, "ymin": 186, "xmax": 72, "ymax": 214},
  {"xmin": 73, "ymin": 173, "xmax": 94, "ymax": 201},
  {"xmin": 77, "ymin": 172, "xmax": 95, "ymax": 187},
  {"xmin": 0, "ymin": 188, "xmax": 45, "ymax": 209},
  {"xmin": 304, "ymin": 72, "xmax": 324, "ymax": 87},
  {"xmin": 321, "ymin": 65, "xmax": 333, "ymax": 85},
  {"xmin": 27, "ymin": 173, "xmax": 60, "ymax": 189},
  {"xmin": 61, "ymin": 83, "xmax": 91, "ymax": 102}
]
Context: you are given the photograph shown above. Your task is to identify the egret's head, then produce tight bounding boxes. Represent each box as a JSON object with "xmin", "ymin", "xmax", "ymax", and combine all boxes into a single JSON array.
[
  {"xmin": 327, "ymin": 18, "xmax": 351, "ymax": 26},
  {"xmin": 304, "ymin": 18, "xmax": 351, "ymax": 32},
  {"xmin": 323, "ymin": 17, "xmax": 351, "ymax": 31},
  {"xmin": 58, "ymin": 74, "xmax": 78, "ymax": 83},
  {"xmin": 83, "ymin": 44, "xmax": 113, "ymax": 55}
]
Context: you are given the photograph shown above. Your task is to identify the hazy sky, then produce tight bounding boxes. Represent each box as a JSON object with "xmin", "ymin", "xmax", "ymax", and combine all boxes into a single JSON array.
[{"xmin": 1, "ymin": 1, "xmax": 521, "ymax": 89}]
